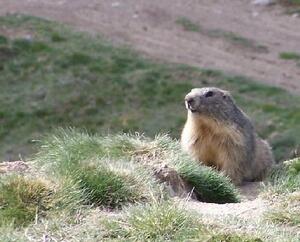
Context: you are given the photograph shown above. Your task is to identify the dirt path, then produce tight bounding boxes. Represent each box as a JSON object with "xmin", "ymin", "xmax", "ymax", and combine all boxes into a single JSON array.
[
  {"xmin": 179, "ymin": 181, "xmax": 268, "ymax": 220},
  {"xmin": 0, "ymin": 0, "xmax": 299, "ymax": 93}
]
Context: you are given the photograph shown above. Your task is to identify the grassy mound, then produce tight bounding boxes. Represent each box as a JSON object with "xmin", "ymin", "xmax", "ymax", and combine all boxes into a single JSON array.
[
  {"xmin": 34, "ymin": 132, "xmax": 163, "ymax": 208},
  {"xmin": 0, "ymin": 174, "xmax": 82, "ymax": 227},
  {"xmin": 104, "ymin": 201, "xmax": 261, "ymax": 241},
  {"xmin": 0, "ymin": 14, "xmax": 299, "ymax": 162},
  {"xmin": 0, "ymin": 175, "xmax": 52, "ymax": 227},
  {"xmin": 267, "ymin": 158, "xmax": 300, "ymax": 194},
  {"xmin": 34, "ymin": 129, "xmax": 239, "ymax": 204},
  {"xmin": 0, "ymin": 129, "xmax": 241, "ymax": 240},
  {"xmin": 0, "ymin": 202, "xmax": 262, "ymax": 242},
  {"xmin": 263, "ymin": 158, "xmax": 300, "ymax": 229}
]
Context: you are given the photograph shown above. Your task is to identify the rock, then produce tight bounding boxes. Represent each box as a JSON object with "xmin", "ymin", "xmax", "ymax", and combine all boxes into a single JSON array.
[
  {"xmin": 252, "ymin": 0, "xmax": 276, "ymax": 6},
  {"xmin": 111, "ymin": 2, "xmax": 120, "ymax": 8},
  {"xmin": 153, "ymin": 164, "xmax": 197, "ymax": 199}
]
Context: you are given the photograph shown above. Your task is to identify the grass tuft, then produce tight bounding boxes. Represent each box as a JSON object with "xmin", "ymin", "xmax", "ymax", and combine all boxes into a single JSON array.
[
  {"xmin": 150, "ymin": 135, "xmax": 239, "ymax": 203},
  {"xmin": 104, "ymin": 201, "xmax": 262, "ymax": 241},
  {"xmin": 263, "ymin": 158, "xmax": 300, "ymax": 228},
  {"xmin": 0, "ymin": 175, "xmax": 52, "ymax": 227},
  {"xmin": 34, "ymin": 129, "xmax": 239, "ymax": 204},
  {"xmin": 175, "ymin": 17, "xmax": 268, "ymax": 53},
  {"xmin": 279, "ymin": 52, "xmax": 300, "ymax": 69},
  {"xmin": 75, "ymin": 161, "xmax": 160, "ymax": 208},
  {"xmin": 0, "ymin": 35, "xmax": 8, "ymax": 45},
  {"xmin": 266, "ymin": 158, "xmax": 300, "ymax": 194},
  {"xmin": 34, "ymin": 129, "xmax": 164, "ymax": 208},
  {"xmin": 279, "ymin": 0, "xmax": 300, "ymax": 6},
  {"xmin": 176, "ymin": 17, "xmax": 201, "ymax": 32},
  {"xmin": 267, "ymin": 206, "xmax": 300, "ymax": 227},
  {"xmin": 279, "ymin": 52, "xmax": 300, "ymax": 60}
]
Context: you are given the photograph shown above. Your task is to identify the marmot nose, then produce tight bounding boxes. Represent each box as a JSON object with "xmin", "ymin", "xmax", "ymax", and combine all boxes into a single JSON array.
[{"xmin": 185, "ymin": 97, "xmax": 194, "ymax": 105}]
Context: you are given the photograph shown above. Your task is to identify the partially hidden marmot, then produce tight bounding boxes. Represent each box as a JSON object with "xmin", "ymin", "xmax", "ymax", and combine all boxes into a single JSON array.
[{"xmin": 181, "ymin": 87, "xmax": 274, "ymax": 185}]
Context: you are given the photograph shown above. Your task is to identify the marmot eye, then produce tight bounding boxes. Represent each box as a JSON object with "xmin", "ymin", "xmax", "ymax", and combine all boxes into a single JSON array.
[{"xmin": 204, "ymin": 91, "xmax": 214, "ymax": 98}]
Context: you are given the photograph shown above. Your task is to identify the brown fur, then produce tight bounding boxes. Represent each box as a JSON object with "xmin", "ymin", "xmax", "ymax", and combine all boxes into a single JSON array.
[{"xmin": 181, "ymin": 87, "xmax": 274, "ymax": 185}]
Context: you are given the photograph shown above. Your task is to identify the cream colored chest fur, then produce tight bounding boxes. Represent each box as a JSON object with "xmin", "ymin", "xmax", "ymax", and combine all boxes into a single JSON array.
[{"xmin": 181, "ymin": 114, "xmax": 244, "ymax": 169}]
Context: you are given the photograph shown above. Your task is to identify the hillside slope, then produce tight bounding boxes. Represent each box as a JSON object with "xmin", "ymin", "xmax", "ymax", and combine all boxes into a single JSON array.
[
  {"xmin": 0, "ymin": 15, "xmax": 299, "ymax": 161},
  {"xmin": 0, "ymin": 0, "xmax": 300, "ymax": 93}
]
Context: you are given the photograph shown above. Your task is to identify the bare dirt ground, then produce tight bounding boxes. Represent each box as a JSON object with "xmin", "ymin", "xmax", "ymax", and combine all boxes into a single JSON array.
[{"xmin": 0, "ymin": 0, "xmax": 299, "ymax": 93}]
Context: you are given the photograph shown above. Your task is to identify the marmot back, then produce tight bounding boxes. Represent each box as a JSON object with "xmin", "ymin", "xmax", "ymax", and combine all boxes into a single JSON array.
[{"xmin": 181, "ymin": 87, "xmax": 274, "ymax": 185}]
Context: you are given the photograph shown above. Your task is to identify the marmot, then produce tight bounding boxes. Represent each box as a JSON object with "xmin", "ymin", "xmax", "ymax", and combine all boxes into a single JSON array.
[{"xmin": 181, "ymin": 87, "xmax": 274, "ymax": 185}]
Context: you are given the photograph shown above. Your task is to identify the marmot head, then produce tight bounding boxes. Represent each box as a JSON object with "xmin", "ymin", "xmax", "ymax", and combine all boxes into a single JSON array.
[{"xmin": 184, "ymin": 87, "xmax": 236, "ymax": 120}]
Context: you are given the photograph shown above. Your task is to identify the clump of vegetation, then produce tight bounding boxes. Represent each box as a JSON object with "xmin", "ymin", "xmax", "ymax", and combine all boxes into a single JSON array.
[
  {"xmin": 176, "ymin": 17, "xmax": 201, "ymax": 32},
  {"xmin": 175, "ymin": 17, "xmax": 268, "ymax": 53},
  {"xmin": 279, "ymin": 0, "xmax": 300, "ymax": 6},
  {"xmin": 278, "ymin": 0, "xmax": 300, "ymax": 17},
  {"xmin": 75, "ymin": 161, "xmax": 160, "ymax": 208},
  {"xmin": 0, "ymin": 35, "xmax": 8, "ymax": 45},
  {"xmin": 34, "ymin": 130, "xmax": 163, "ymax": 208},
  {"xmin": 145, "ymin": 135, "xmax": 239, "ymax": 203},
  {"xmin": 104, "ymin": 201, "xmax": 261, "ymax": 241},
  {"xmin": 0, "ymin": 175, "xmax": 52, "ymax": 227},
  {"xmin": 280, "ymin": 52, "xmax": 300, "ymax": 60},
  {"xmin": 112, "ymin": 202, "xmax": 203, "ymax": 241},
  {"xmin": 264, "ymin": 158, "xmax": 300, "ymax": 228},
  {"xmin": 266, "ymin": 158, "xmax": 300, "ymax": 194},
  {"xmin": 0, "ymin": 173, "xmax": 84, "ymax": 229},
  {"xmin": 279, "ymin": 52, "xmax": 300, "ymax": 67},
  {"xmin": 208, "ymin": 30, "xmax": 268, "ymax": 53},
  {"xmin": 35, "ymin": 129, "xmax": 239, "ymax": 204},
  {"xmin": 266, "ymin": 201, "xmax": 300, "ymax": 227}
]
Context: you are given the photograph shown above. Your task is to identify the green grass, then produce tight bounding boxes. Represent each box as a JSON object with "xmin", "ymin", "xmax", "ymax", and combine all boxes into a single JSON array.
[
  {"xmin": 175, "ymin": 17, "xmax": 201, "ymax": 32},
  {"xmin": 0, "ymin": 175, "xmax": 52, "ymax": 227},
  {"xmin": 264, "ymin": 158, "xmax": 300, "ymax": 227},
  {"xmin": 267, "ymin": 205, "xmax": 300, "ymax": 227},
  {"xmin": 0, "ymin": 173, "xmax": 84, "ymax": 228},
  {"xmin": 0, "ymin": 129, "xmax": 242, "ymax": 240},
  {"xmin": 279, "ymin": 52, "xmax": 300, "ymax": 60},
  {"xmin": 266, "ymin": 158, "xmax": 300, "ymax": 194},
  {"xmin": 0, "ymin": 35, "xmax": 8, "ymax": 45},
  {"xmin": 154, "ymin": 135, "xmax": 239, "ymax": 203},
  {"xmin": 75, "ymin": 162, "xmax": 152, "ymax": 208},
  {"xmin": 34, "ymin": 130, "xmax": 164, "ymax": 208},
  {"xmin": 34, "ymin": 129, "xmax": 239, "ymax": 204},
  {"xmin": 264, "ymin": 190, "xmax": 300, "ymax": 228},
  {"xmin": 207, "ymin": 30, "xmax": 268, "ymax": 53},
  {"xmin": 0, "ymin": 201, "xmax": 262, "ymax": 242},
  {"xmin": 0, "ymin": 13, "xmax": 299, "ymax": 242},
  {"xmin": 279, "ymin": 52, "xmax": 300, "ymax": 67},
  {"xmin": 176, "ymin": 17, "xmax": 268, "ymax": 53},
  {"xmin": 0, "ymin": 14, "xmax": 299, "ymax": 162},
  {"xmin": 104, "ymin": 201, "xmax": 262, "ymax": 241},
  {"xmin": 279, "ymin": 0, "xmax": 300, "ymax": 6},
  {"xmin": 279, "ymin": 0, "xmax": 300, "ymax": 17}
]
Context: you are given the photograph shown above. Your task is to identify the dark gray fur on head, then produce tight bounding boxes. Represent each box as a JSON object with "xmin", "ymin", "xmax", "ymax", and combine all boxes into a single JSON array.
[{"xmin": 185, "ymin": 87, "xmax": 253, "ymax": 129}]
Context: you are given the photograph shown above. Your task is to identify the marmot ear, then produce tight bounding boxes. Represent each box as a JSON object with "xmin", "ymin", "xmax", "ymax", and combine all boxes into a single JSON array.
[
  {"xmin": 221, "ymin": 90, "xmax": 231, "ymax": 99},
  {"xmin": 222, "ymin": 92, "xmax": 228, "ymax": 99}
]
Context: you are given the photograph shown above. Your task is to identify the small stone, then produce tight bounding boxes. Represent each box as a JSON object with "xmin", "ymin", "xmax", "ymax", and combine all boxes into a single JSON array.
[
  {"xmin": 111, "ymin": 2, "xmax": 120, "ymax": 8},
  {"xmin": 252, "ymin": 0, "xmax": 276, "ymax": 6}
]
